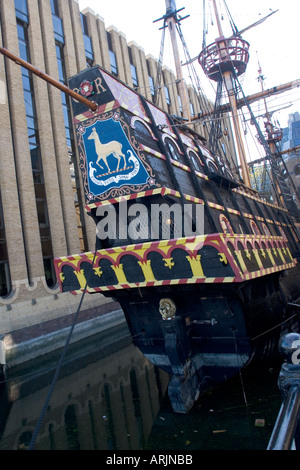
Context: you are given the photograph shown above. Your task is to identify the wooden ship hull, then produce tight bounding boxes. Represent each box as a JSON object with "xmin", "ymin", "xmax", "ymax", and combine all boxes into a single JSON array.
[{"xmin": 53, "ymin": 64, "xmax": 300, "ymax": 412}]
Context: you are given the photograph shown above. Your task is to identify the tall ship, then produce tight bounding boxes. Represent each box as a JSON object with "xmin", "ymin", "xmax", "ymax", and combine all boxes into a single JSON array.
[{"xmin": 50, "ymin": 1, "xmax": 300, "ymax": 412}]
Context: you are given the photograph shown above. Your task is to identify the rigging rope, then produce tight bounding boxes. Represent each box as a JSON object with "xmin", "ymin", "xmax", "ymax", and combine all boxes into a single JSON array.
[
  {"xmin": 28, "ymin": 245, "xmax": 98, "ymax": 450},
  {"xmin": 223, "ymin": 0, "xmax": 239, "ymax": 35},
  {"xmin": 153, "ymin": 20, "xmax": 166, "ymax": 106}
]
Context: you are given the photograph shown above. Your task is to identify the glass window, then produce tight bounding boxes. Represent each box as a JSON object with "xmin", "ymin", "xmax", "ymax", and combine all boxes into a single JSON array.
[
  {"xmin": 148, "ymin": 75, "xmax": 155, "ymax": 96},
  {"xmin": 130, "ymin": 64, "xmax": 138, "ymax": 87},
  {"xmin": 17, "ymin": 22, "xmax": 26, "ymax": 41},
  {"xmin": 0, "ymin": 193, "xmax": 11, "ymax": 297},
  {"xmin": 24, "ymin": 90, "xmax": 34, "ymax": 116},
  {"xmin": 165, "ymin": 137, "xmax": 179, "ymax": 161},
  {"xmin": 15, "ymin": 0, "xmax": 28, "ymax": 23},
  {"xmin": 43, "ymin": 258, "xmax": 56, "ymax": 288},
  {"xmin": 164, "ymin": 86, "xmax": 170, "ymax": 106},
  {"xmin": 83, "ymin": 34, "xmax": 94, "ymax": 62},
  {"xmin": 190, "ymin": 102, "xmax": 195, "ymax": 117},
  {"xmin": 0, "ymin": 262, "xmax": 11, "ymax": 297},
  {"xmin": 54, "ymin": 40, "xmax": 88, "ymax": 250},
  {"xmin": 178, "ymin": 94, "xmax": 182, "ymax": 113},
  {"xmin": 36, "ymin": 200, "xmax": 49, "ymax": 227},
  {"xmin": 294, "ymin": 138, "xmax": 300, "ymax": 146},
  {"xmin": 109, "ymin": 50, "xmax": 118, "ymax": 76},
  {"xmin": 52, "ymin": 15, "xmax": 64, "ymax": 44},
  {"xmin": 50, "ymin": 0, "xmax": 59, "ymax": 16},
  {"xmin": 107, "ymin": 32, "xmax": 118, "ymax": 76},
  {"xmin": 80, "ymin": 13, "xmax": 88, "ymax": 35},
  {"xmin": 17, "ymin": 20, "xmax": 56, "ymax": 287},
  {"xmin": 18, "ymin": 42, "xmax": 27, "ymax": 60}
]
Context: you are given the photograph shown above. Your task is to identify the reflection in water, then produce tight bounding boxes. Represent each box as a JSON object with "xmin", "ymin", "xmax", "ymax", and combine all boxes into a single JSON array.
[
  {"xmin": 0, "ymin": 323, "xmax": 283, "ymax": 451},
  {"xmin": 0, "ymin": 324, "xmax": 169, "ymax": 450}
]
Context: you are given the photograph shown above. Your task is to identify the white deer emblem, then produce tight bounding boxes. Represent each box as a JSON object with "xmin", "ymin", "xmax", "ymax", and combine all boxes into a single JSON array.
[{"xmin": 88, "ymin": 127, "xmax": 126, "ymax": 172}]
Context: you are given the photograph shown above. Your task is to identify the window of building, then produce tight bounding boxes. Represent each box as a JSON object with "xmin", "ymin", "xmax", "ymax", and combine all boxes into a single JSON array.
[
  {"xmin": 190, "ymin": 101, "xmax": 195, "ymax": 117},
  {"xmin": 177, "ymin": 94, "xmax": 182, "ymax": 114},
  {"xmin": 292, "ymin": 120, "xmax": 300, "ymax": 139},
  {"xmin": 80, "ymin": 13, "xmax": 94, "ymax": 66},
  {"xmin": 50, "ymin": 0, "xmax": 59, "ymax": 16},
  {"xmin": 15, "ymin": 0, "xmax": 28, "ymax": 23},
  {"xmin": 128, "ymin": 47, "xmax": 138, "ymax": 88},
  {"xmin": 107, "ymin": 32, "xmax": 118, "ymax": 76},
  {"xmin": 294, "ymin": 164, "xmax": 300, "ymax": 176},
  {"xmin": 0, "ymin": 194, "xmax": 12, "ymax": 297},
  {"xmin": 164, "ymin": 85, "xmax": 171, "ymax": 107},
  {"xmin": 147, "ymin": 62, "xmax": 155, "ymax": 97},
  {"xmin": 148, "ymin": 75, "xmax": 155, "ymax": 97},
  {"xmin": 17, "ymin": 18, "xmax": 56, "ymax": 287},
  {"xmin": 54, "ymin": 30, "xmax": 88, "ymax": 252}
]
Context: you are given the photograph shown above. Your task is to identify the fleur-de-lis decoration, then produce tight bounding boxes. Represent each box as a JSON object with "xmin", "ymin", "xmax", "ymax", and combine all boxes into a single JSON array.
[
  {"xmin": 163, "ymin": 258, "xmax": 175, "ymax": 269},
  {"xmin": 245, "ymin": 249, "xmax": 251, "ymax": 260},
  {"xmin": 218, "ymin": 252, "xmax": 228, "ymax": 264},
  {"xmin": 260, "ymin": 248, "xmax": 266, "ymax": 258},
  {"xmin": 93, "ymin": 267, "xmax": 103, "ymax": 278}
]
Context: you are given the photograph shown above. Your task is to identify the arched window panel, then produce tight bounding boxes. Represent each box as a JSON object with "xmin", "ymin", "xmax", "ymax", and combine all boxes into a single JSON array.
[
  {"xmin": 262, "ymin": 223, "xmax": 271, "ymax": 237},
  {"xmin": 188, "ymin": 149, "xmax": 205, "ymax": 173},
  {"xmin": 250, "ymin": 220, "xmax": 261, "ymax": 235},
  {"xmin": 131, "ymin": 116, "xmax": 157, "ymax": 141},
  {"xmin": 163, "ymin": 136, "xmax": 182, "ymax": 162},
  {"xmin": 278, "ymin": 226, "xmax": 288, "ymax": 241},
  {"xmin": 219, "ymin": 214, "xmax": 233, "ymax": 234}
]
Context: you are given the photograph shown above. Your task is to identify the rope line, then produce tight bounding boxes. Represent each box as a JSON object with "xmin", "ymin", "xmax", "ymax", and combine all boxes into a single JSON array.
[{"xmin": 28, "ymin": 245, "xmax": 98, "ymax": 450}]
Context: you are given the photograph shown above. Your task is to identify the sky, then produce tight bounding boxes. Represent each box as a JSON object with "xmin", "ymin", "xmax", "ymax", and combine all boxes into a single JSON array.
[{"xmin": 77, "ymin": 0, "xmax": 300, "ymax": 146}]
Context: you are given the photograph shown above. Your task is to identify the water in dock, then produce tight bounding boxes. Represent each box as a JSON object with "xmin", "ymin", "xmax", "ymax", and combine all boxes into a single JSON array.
[{"xmin": 0, "ymin": 322, "xmax": 283, "ymax": 451}]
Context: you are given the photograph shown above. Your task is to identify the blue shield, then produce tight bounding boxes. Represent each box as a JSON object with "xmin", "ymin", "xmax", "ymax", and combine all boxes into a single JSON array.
[{"xmin": 82, "ymin": 118, "xmax": 150, "ymax": 197}]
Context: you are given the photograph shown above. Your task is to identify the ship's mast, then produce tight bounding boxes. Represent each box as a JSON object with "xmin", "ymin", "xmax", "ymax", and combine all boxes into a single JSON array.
[
  {"xmin": 256, "ymin": 58, "xmax": 285, "ymax": 204},
  {"xmin": 199, "ymin": 0, "xmax": 252, "ymax": 187},
  {"xmin": 154, "ymin": 1, "xmax": 191, "ymax": 121}
]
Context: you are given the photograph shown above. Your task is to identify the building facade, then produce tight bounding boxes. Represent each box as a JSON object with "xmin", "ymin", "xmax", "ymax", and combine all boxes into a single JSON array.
[
  {"xmin": 280, "ymin": 112, "xmax": 300, "ymax": 208},
  {"xmin": 0, "ymin": 0, "xmax": 236, "ymax": 367}
]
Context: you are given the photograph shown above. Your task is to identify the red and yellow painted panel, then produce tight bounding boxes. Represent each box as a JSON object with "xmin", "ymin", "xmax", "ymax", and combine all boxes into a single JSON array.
[{"xmin": 54, "ymin": 233, "xmax": 297, "ymax": 294}]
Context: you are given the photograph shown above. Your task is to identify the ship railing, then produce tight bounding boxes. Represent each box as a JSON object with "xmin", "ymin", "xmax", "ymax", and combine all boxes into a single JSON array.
[{"xmin": 267, "ymin": 333, "xmax": 300, "ymax": 450}]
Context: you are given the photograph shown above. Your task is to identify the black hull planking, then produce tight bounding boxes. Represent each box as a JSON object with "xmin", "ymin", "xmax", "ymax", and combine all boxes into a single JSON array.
[{"xmin": 102, "ymin": 264, "xmax": 300, "ymax": 412}]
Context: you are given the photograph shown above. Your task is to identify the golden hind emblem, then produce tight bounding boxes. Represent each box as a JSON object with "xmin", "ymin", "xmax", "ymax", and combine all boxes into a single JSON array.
[{"xmin": 87, "ymin": 127, "xmax": 126, "ymax": 172}]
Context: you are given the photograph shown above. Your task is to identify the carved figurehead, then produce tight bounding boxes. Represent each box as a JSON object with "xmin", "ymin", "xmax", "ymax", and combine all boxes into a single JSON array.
[{"xmin": 159, "ymin": 298, "xmax": 176, "ymax": 320}]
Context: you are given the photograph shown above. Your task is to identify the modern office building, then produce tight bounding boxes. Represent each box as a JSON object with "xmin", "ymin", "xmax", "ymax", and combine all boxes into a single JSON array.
[
  {"xmin": 280, "ymin": 112, "xmax": 300, "ymax": 208},
  {"xmin": 0, "ymin": 0, "xmax": 236, "ymax": 367}
]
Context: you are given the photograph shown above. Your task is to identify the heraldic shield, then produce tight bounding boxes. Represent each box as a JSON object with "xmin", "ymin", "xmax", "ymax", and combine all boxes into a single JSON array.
[{"xmin": 81, "ymin": 116, "xmax": 150, "ymax": 198}]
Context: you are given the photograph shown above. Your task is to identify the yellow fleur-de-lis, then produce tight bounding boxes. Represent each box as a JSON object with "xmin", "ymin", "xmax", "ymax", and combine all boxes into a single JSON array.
[{"xmin": 163, "ymin": 258, "xmax": 175, "ymax": 269}]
